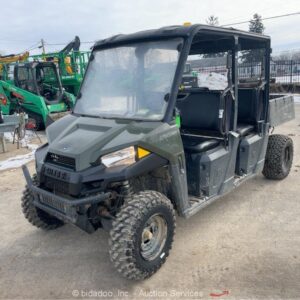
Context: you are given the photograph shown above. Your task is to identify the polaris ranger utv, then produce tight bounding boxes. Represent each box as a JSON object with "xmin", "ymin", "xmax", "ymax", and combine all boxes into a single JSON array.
[{"xmin": 21, "ymin": 24, "xmax": 295, "ymax": 280}]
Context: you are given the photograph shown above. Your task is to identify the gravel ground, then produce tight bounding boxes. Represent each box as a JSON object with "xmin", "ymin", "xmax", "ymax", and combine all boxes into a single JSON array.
[{"xmin": 0, "ymin": 105, "xmax": 299, "ymax": 300}]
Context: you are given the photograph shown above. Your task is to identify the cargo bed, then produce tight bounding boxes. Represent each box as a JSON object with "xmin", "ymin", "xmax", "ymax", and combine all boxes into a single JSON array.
[{"xmin": 269, "ymin": 94, "xmax": 295, "ymax": 127}]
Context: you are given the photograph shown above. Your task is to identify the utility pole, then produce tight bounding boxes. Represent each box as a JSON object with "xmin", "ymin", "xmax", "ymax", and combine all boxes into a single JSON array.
[{"xmin": 41, "ymin": 39, "xmax": 46, "ymax": 55}]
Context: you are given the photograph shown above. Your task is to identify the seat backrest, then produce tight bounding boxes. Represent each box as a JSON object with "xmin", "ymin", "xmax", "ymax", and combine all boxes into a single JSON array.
[
  {"xmin": 238, "ymin": 88, "xmax": 263, "ymax": 124},
  {"xmin": 176, "ymin": 90, "xmax": 228, "ymax": 136}
]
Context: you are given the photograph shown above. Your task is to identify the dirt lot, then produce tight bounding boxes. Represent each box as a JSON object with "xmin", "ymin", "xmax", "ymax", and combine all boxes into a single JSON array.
[{"xmin": 0, "ymin": 106, "xmax": 300, "ymax": 300}]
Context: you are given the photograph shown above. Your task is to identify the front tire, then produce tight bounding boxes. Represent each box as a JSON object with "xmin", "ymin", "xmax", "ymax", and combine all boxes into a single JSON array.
[
  {"xmin": 263, "ymin": 134, "xmax": 294, "ymax": 180},
  {"xmin": 21, "ymin": 175, "xmax": 64, "ymax": 230},
  {"xmin": 109, "ymin": 191, "xmax": 176, "ymax": 280}
]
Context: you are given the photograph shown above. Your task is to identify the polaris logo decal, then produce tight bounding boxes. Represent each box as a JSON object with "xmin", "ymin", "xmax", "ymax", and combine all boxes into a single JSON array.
[
  {"xmin": 50, "ymin": 153, "xmax": 60, "ymax": 162},
  {"xmin": 45, "ymin": 167, "xmax": 69, "ymax": 181}
]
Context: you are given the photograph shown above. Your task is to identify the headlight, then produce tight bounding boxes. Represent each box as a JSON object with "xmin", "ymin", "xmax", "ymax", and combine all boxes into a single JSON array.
[
  {"xmin": 101, "ymin": 146, "xmax": 136, "ymax": 168},
  {"xmin": 100, "ymin": 146, "xmax": 151, "ymax": 168}
]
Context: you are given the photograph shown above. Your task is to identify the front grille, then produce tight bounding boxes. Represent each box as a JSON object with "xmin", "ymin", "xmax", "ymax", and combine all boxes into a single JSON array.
[
  {"xmin": 38, "ymin": 193, "xmax": 65, "ymax": 213},
  {"xmin": 46, "ymin": 152, "xmax": 75, "ymax": 170},
  {"xmin": 44, "ymin": 176, "xmax": 70, "ymax": 194}
]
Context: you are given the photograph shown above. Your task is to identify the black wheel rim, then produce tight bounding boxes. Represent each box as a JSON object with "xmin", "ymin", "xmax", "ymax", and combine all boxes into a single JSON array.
[{"xmin": 140, "ymin": 214, "xmax": 168, "ymax": 261}]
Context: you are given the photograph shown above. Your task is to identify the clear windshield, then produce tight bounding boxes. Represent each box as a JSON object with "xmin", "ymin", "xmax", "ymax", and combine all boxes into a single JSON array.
[
  {"xmin": 35, "ymin": 65, "xmax": 62, "ymax": 101},
  {"xmin": 36, "ymin": 65, "xmax": 60, "ymax": 87},
  {"xmin": 74, "ymin": 38, "xmax": 182, "ymax": 120}
]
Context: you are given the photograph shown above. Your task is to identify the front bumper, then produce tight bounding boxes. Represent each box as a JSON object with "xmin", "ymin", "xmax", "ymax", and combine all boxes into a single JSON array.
[{"xmin": 22, "ymin": 165, "xmax": 111, "ymax": 230}]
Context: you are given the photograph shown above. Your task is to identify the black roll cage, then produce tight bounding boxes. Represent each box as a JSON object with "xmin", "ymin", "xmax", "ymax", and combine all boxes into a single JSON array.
[{"xmin": 86, "ymin": 24, "xmax": 271, "ymax": 127}]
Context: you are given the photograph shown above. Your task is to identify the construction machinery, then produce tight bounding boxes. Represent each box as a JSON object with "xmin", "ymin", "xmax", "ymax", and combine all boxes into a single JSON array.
[
  {"xmin": 29, "ymin": 37, "xmax": 90, "ymax": 95},
  {"xmin": 0, "ymin": 51, "xmax": 29, "ymax": 80},
  {"xmin": 0, "ymin": 61, "xmax": 76, "ymax": 129}
]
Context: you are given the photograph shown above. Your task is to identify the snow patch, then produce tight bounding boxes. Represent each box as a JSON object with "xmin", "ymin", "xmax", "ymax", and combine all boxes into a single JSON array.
[
  {"xmin": 197, "ymin": 72, "xmax": 228, "ymax": 90},
  {"xmin": 294, "ymin": 95, "xmax": 300, "ymax": 103},
  {"xmin": 0, "ymin": 149, "xmax": 37, "ymax": 171},
  {"xmin": 4, "ymin": 130, "xmax": 41, "ymax": 145},
  {"xmin": 0, "ymin": 131, "xmax": 44, "ymax": 171},
  {"xmin": 275, "ymin": 77, "xmax": 300, "ymax": 84}
]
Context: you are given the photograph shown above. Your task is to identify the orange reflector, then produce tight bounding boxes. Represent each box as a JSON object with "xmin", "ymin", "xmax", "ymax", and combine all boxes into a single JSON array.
[
  {"xmin": 0, "ymin": 94, "xmax": 7, "ymax": 105},
  {"xmin": 137, "ymin": 147, "xmax": 151, "ymax": 159}
]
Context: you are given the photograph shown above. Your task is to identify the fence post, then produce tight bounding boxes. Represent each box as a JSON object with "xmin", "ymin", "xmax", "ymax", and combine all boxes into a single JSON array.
[{"xmin": 290, "ymin": 60, "xmax": 293, "ymax": 84}]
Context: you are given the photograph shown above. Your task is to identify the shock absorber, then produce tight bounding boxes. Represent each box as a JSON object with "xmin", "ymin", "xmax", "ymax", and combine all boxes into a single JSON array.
[{"xmin": 119, "ymin": 180, "xmax": 133, "ymax": 204}]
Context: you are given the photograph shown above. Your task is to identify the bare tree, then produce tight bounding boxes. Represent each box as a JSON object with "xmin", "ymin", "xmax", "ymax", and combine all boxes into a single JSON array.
[{"xmin": 273, "ymin": 50, "xmax": 300, "ymax": 61}]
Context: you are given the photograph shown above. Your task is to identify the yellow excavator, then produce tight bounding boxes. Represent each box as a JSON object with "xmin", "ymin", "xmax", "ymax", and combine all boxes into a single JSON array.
[{"xmin": 0, "ymin": 52, "xmax": 29, "ymax": 78}]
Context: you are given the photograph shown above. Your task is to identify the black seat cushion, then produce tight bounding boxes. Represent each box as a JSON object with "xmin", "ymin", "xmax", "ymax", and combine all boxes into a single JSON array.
[
  {"xmin": 237, "ymin": 124, "xmax": 254, "ymax": 136},
  {"xmin": 176, "ymin": 91, "xmax": 225, "ymax": 136},
  {"xmin": 238, "ymin": 87, "xmax": 264, "ymax": 124},
  {"xmin": 182, "ymin": 136, "xmax": 220, "ymax": 153}
]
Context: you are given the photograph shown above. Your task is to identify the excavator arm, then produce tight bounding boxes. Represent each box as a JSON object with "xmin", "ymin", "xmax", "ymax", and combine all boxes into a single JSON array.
[
  {"xmin": 0, "ymin": 52, "xmax": 29, "ymax": 78},
  {"xmin": 0, "ymin": 51, "xmax": 29, "ymax": 64}
]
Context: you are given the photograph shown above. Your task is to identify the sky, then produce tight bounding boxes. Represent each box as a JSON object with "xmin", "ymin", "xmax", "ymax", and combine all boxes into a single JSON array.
[{"xmin": 0, "ymin": 0, "xmax": 299, "ymax": 56}]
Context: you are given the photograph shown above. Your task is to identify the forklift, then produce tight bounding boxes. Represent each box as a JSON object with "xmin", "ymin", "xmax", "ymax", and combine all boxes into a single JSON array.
[{"xmin": 21, "ymin": 24, "xmax": 294, "ymax": 280}]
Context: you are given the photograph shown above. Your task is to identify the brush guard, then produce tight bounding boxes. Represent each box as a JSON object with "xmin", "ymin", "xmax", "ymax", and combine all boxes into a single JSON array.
[{"xmin": 22, "ymin": 165, "xmax": 111, "ymax": 229}]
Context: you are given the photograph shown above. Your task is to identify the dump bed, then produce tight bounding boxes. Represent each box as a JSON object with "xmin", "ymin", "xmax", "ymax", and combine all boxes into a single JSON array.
[{"xmin": 269, "ymin": 94, "xmax": 295, "ymax": 127}]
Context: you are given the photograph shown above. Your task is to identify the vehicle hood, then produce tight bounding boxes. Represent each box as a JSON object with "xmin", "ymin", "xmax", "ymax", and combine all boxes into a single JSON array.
[{"xmin": 45, "ymin": 114, "xmax": 166, "ymax": 171}]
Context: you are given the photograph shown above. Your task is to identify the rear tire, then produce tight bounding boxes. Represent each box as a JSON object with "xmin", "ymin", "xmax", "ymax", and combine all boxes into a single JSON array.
[
  {"xmin": 21, "ymin": 175, "xmax": 64, "ymax": 230},
  {"xmin": 28, "ymin": 113, "xmax": 45, "ymax": 131},
  {"xmin": 263, "ymin": 134, "xmax": 293, "ymax": 180},
  {"xmin": 109, "ymin": 191, "xmax": 176, "ymax": 280}
]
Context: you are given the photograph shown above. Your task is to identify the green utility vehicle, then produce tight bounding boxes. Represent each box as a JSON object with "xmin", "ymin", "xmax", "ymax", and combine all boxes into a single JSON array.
[
  {"xmin": 0, "ymin": 61, "xmax": 76, "ymax": 129},
  {"xmin": 21, "ymin": 24, "xmax": 295, "ymax": 280},
  {"xmin": 30, "ymin": 37, "xmax": 90, "ymax": 96}
]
